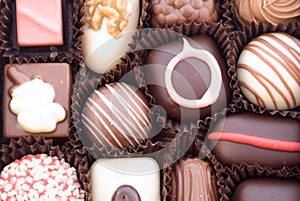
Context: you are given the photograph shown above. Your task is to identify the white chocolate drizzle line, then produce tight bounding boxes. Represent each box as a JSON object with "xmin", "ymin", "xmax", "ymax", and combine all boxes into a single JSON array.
[
  {"xmin": 82, "ymin": 83, "xmax": 151, "ymax": 149},
  {"xmin": 239, "ymin": 33, "xmax": 300, "ymax": 109},
  {"xmin": 165, "ymin": 38, "xmax": 222, "ymax": 109}
]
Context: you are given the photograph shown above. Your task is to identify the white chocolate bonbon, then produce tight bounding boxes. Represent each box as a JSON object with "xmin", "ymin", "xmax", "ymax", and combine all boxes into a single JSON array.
[{"xmin": 237, "ymin": 32, "xmax": 300, "ymax": 110}]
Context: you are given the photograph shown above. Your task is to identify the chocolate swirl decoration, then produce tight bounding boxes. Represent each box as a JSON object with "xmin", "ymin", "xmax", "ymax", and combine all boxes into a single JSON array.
[
  {"xmin": 233, "ymin": 0, "xmax": 300, "ymax": 26},
  {"xmin": 112, "ymin": 185, "xmax": 141, "ymax": 201},
  {"xmin": 171, "ymin": 158, "xmax": 218, "ymax": 201}
]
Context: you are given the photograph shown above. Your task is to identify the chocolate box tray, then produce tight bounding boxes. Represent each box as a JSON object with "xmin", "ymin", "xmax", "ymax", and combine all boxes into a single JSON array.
[{"xmin": 0, "ymin": 0, "xmax": 299, "ymax": 200}]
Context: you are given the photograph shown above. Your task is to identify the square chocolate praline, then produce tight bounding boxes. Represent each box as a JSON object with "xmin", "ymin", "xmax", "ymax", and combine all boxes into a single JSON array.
[
  {"xmin": 3, "ymin": 63, "xmax": 71, "ymax": 139},
  {"xmin": 16, "ymin": 0, "xmax": 63, "ymax": 46},
  {"xmin": 0, "ymin": 0, "xmax": 78, "ymax": 63}
]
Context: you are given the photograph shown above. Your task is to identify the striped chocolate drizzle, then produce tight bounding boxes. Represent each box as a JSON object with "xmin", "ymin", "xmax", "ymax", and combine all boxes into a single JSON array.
[
  {"xmin": 171, "ymin": 158, "xmax": 217, "ymax": 201},
  {"xmin": 82, "ymin": 82, "xmax": 151, "ymax": 149},
  {"xmin": 238, "ymin": 33, "xmax": 300, "ymax": 110}
]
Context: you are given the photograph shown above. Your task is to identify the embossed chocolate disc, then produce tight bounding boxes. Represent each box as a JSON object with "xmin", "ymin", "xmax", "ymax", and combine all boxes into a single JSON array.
[{"xmin": 112, "ymin": 185, "xmax": 141, "ymax": 201}]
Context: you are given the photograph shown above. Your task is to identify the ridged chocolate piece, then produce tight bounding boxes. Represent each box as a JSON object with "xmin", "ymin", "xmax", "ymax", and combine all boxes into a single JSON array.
[
  {"xmin": 208, "ymin": 112, "xmax": 300, "ymax": 169},
  {"xmin": 232, "ymin": 177, "xmax": 300, "ymax": 201},
  {"xmin": 171, "ymin": 158, "xmax": 218, "ymax": 201}
]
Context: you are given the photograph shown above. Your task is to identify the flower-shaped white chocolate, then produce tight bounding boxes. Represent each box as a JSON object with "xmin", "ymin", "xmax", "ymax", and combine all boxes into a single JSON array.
[{"xmin": 10, "ymin": 78, "xmax": 66, "ymax": 133}]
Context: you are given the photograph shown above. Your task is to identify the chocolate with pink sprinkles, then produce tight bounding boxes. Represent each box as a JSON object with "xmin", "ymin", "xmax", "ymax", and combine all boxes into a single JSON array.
[{"xmin": 0, "ymin": 154, "xmax": 85, "ymax": 201}]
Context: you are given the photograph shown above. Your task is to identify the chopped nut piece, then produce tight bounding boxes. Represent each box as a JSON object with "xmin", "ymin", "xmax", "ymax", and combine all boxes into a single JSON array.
[{"xmin": 86, "ymin": 0, "xmax": 133, "ymax": 38}]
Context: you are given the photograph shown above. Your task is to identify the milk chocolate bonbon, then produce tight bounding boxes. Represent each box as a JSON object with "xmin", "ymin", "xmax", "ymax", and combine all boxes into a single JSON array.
[
  {"xmin": 151, "ymin": 0, "xmax": 220, "ymax": 27},
  {"xmin": 3, "ymin": 63, "xmax": 71, "ymax": 138},
  {"xmin": 233, "ymin": 0, "xmax": 300, "ymax": 26},
  {"xmin": 170, "ymin": 158, "xmax": 218, "ymax": 201},
  {"xmin": 81, "ymin": 82, "xmax": 151, "ymax": 150}
]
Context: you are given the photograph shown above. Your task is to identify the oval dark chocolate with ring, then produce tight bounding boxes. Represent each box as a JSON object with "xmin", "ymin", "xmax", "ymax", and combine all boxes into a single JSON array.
[{"xmin": 112, "ymin": 185, "xmax": 141, "ymax": 201}]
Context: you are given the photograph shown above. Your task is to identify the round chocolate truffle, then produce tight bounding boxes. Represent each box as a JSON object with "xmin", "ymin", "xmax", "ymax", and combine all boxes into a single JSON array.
[
  {"xmin": 237, "ymin": 32, "xmax": 300, "ymax": 110},
  {"xmin": 81, "ymin": 82, "xmax": 151, "ymax": 150},
  {"xmin": 144, "ymin": 35, "xmax": 230, "ymax": 121},
  {"xmin": 0, "ymin": 154, "xmax": 84, "ymax": 200},
  {"xmin": 233, "ymin": 0, "xmax": 300, "ymax": 26},
  {"xmin": 151, "ymin": 0, "xmax": 220, "ymax": 27}
]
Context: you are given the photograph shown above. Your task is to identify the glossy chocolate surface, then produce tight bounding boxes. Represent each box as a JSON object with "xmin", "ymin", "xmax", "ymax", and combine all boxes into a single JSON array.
[
  {"xmin": 170, "ymin": 158, "xmax": 218, "ymax": 201},
  {"xmin": 5, "ymin": 0, "xmax": 74, "ymax": 56},
  {"xmin": 16, "ymin": 0, "xmax": 63, "ymax": 46},
  {"xmin": 144, "ymin": 35, "xmax": 230, "ymax": 121},
  {"xmin": 208, "ymin": 112, "xmax": 300, "ymax": 168},
  {"xmin": 112, "ymin": 185, "xmax": 141, "ymax": 201},
  {"xmin": 233, "ymin": 0, "xmax": 300, "ymax": 26},
  {"xmin": 81, "ymin": 82, "xmax": 151, "ymax": 150},
  {"xmin": 151, "ymin": 0, "xmax": 219, "ymax": 27},
  {"xmin": 237, "ymin": 32, "xmax": 300, "ymax": 110},
  {"xmin": 3, "ymin": 63, "xmax": 71, "ymax": 138},
  {"xmin": 232, "ymin": 178, "xmax": 300, "ymax": 201}
]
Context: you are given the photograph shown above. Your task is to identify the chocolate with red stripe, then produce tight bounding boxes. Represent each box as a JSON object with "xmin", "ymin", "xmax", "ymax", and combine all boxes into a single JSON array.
[{"xmin": 207, "ymin": 112, "xmax": 300, "ymax": 169}]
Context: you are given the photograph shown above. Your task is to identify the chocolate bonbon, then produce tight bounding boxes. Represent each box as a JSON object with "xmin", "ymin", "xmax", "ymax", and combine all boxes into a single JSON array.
[
  {"xmin": 3, "ymin": 63, "xmax": 71, "ymax": 138},
  {"xmin": 170, "ymin": 158, "xmax": 218, "ymax": 201},
  {"xmin": 81, "ymin": 82, "xmax": 151, "ymax": 150},
  {"xmin": 16, "ymin": 0, "xmax": 63, "ymax": 46},
  {"xmin": 231, "ymin": 177, "xmax": 300, "ymax": 201},
  {"xmin": 144, "ymin": 35, "xmax": 230, "ymax": 121},
  {"xmin": 80, "ymin": 0, "xmax": 139, "ymax": 74},
  {"xmin": 233, "ymin": 0, "xmax": 300, "ymax": 26},
  {"xmin": 208, "ymin": 112, "xmax": 300, "ymax": 169},
  {"xmin": 150, "ymin": 0, "xmax": 220, "ymax": 27},
  {"xmin": 0, "ymin": 154, "xmax": 85, "ymax": 200},
  {"xmin": 8, "ymin": 66, "xmax": 66, "ymax": 133},
  {"xmin": 91, "ymin": 158, "xmax": 160, "ymax": 201},
  {"xmin": 237, "ymin": 32, "xmax": 300, "ymax": 110}
]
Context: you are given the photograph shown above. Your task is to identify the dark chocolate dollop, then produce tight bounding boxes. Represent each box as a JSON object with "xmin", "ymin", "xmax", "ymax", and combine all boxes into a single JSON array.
[{"xmin": 112, "ymin": 185, "xmax": 141, "ymax": 201}]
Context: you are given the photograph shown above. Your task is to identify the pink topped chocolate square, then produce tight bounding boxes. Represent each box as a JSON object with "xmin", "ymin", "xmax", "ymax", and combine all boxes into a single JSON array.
[{"xmin": 16, "ymin": 0, "xmax": 63, "ymax": 46}]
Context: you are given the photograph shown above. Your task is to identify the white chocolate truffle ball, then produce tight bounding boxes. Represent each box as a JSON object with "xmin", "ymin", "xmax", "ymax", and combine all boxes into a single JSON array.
[{"xmin": 237, "ymin": 32, "xmax": 300, "ymax": 110}]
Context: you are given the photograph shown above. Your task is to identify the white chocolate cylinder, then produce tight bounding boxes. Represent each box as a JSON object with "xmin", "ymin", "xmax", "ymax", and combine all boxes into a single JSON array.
[
  {"xmin": 91, "ymin": 158, "xmax": 161, "ymax": 201},
  {"xmin": 80, "ymin": 0, "xmax": 139, "ymax": 74}
]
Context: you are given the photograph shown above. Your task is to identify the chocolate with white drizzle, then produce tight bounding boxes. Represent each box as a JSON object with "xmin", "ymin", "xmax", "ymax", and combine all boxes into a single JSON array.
[
  {"xmin": 144, "ymin": 35, "xmax": 230, "ymax": 121},
  {"xmin": 81, "ymin": 82, "xmax": 151, "ymax": 150}
]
